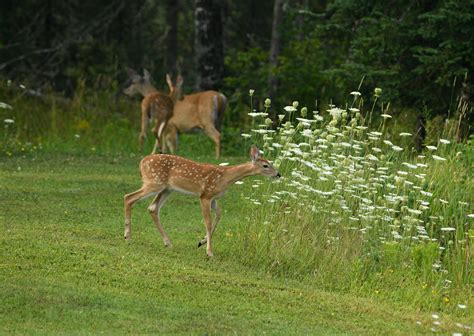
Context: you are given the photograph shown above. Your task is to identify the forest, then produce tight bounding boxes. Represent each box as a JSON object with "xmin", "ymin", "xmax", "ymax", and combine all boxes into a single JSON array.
[
  {"xmin": 1, "ymin": 0, "xmax": 473, "ymax": 334},
  {"xmin": 1, "ymin": 0, "xmax": 473, "ymax": 133}
]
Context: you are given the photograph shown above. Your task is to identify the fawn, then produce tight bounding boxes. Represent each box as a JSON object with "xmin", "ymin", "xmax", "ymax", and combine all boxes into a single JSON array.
[
  {"xmin": 123, "ymin": 69, "xmax": 182, "ymax": 154},
  {"xmin": 123, "ymin": 145, "xmax": 280, "ymax": 257}
]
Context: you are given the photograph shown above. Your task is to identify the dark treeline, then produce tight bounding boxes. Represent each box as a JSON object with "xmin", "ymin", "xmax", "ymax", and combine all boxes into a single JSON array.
[{"xmin": 1, "ymin": 0, "xmax": 473, "ymax": 130}]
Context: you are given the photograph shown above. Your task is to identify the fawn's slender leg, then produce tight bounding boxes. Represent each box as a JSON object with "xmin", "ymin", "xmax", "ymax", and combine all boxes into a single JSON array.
[
  {"xmin": 165, "ymin": 124, "xmax": 178, "ymax": 154},
  {"xmin": 199, "ymin": 198, "xmax": 214, "ymax": 257},
  {"xmin": 139, "ymin": 103, "xmax": 149, "ymax": 152},
  {"xmin": 198, "ymin": 199, "xmax": 221, "ymax": 248},
  {"xmin": 124, "ymin": 186, "xmax": 163, "ymax": 240},
  {"xmin": 151, "ymin": 118, "xmax": 168, "ymax": 154},
  {"xmin": 148, "ymin": 190, "xmax": 173, "ymax": 247}
]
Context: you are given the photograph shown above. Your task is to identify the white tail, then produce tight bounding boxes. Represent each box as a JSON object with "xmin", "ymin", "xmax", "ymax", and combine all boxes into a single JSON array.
[
  {"xmin": 165, "ymin": 76, "xmax": 227, "ymax": 159},
  {"xmin": 123, "ymin": 145, "xmax": 280, "ymax": 257},
  {"xmin": 123, "ymin": 69, "xmax": 182, "ymax": 154}
]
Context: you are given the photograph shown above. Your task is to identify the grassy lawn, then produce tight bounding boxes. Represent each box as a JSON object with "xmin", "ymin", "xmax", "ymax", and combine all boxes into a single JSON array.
[{"xmin": 0, "ymin": 153, "xmax": 469, "ymax": 334}]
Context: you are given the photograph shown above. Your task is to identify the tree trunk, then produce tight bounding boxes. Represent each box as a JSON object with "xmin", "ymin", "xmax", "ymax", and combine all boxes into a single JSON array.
[
  {"xmin": 165, "ymin": 0, "xmax": 179, "ymax": 75},
  {"xmin": 194, "ymin": 0, "xmax": 224, "ymax": 91},
  {"xmin": 267, "ymin": 0, "xmax": 284, "ymax": 114}
]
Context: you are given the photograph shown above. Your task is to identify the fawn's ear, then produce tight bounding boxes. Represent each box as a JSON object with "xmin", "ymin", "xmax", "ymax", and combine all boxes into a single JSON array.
[
  {"xmin": 166, "ymin": 74, "xmax": 173, "ymax": 90},
  {"xmin": 143, "ymin": 69, "xmax": 151, "ymax": 82},
  {"xmin": 250, "ymin": 145, "xmax": 260, "ymax": 162}
]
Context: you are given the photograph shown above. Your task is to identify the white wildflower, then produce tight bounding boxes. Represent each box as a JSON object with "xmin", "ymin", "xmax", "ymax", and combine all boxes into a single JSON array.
[
  {"xmin": 432, "ymin": 155, "xmax": 446, "ymax": 161},
  {"xmin": 4, "ymin": 118, "xmax": 14, "ymax": 123},
  {"xmin": 457, "ymin": 304, "xmax": 466, "ymax": 309},
  {"xmin": 284, "ymin": 106, "xmax": 297, "ymax": 113},
  {"xmin": 234, "ymin": 181, "xmax": 244, "ymax": 185},
  {"xmin": 439, "ymin": 139, "xmax": 450, "ymax": 144},
  {"xmin": 219, "ymin": 162, "xmax": 229, "ymax": 166},
  {"xmin": 381, "ymin": 114, "xmax": 392, "ymax": 119},
  {"xmin": 249, "ymin": 89, "xmax": 255, "ymax": 96},
  {"xmin": 440, "ymin": 227, "xmax": 456, "ymax": 232},
  {"xmin": 248, "ymin": 112, "xmax": 268, "ymax": 118},
  {"xmin": 426, "ymin": 145, "xmax": 437, "ymax": 151},
  {"xmin": 367, "ymin": 154, "xmax": 379, "ymax": 161},
  {"xmin": 399, "ymin": 132, "xmax": 412, "ymax": 137},
  {"xmin": 372, "ymin": 147, "xmax": 382, "ymax": 153},
  {"xmin": 0, "ymin": 102, "xmax": 13, "ymax": 110},
  {"xmin": 350, "ymin": 91, "xmax": 361, "ymax": 96},
  {"xmin": 327, "ymin": 107, "xmax": 345, "ymax": 120},
  {"xmin": 402, "ymin": 162, "xmax": 418, "ymax": 169},
  {"xmin": 369, "ymin": 131, "xmax": 383, "ymax": 136},
  {"xmin": 241, "ymin": 133, "xmax": 251, "ymax": 138},
  {"xmin": 420, "ymin": 190, "xmax": 433, "ymax": 197},
  {"xmin": 392, "ymin": 146, "xmax": 403, "ymax": 152}
]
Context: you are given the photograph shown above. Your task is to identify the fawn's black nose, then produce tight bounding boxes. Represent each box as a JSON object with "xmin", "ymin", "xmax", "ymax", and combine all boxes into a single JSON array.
[{"xmin": 276, "ymin": 172, "xmax": 281, "ymax": 178}]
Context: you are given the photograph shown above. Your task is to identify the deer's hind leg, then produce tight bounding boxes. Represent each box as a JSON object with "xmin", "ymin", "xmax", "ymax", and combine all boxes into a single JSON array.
[
  {"xmin": 148, "ymin": 189, "xmax": 173, "ymax": 247},
  {"xmin": 203, "ymin": 125, "xmax": 221, "ymax": 159},
  {"xmin": 124, "ymin": 185, "xmax": 164, "ymax": 240}
]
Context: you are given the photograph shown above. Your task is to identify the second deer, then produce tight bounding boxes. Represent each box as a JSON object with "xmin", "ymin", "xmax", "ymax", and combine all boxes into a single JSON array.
[
  {"xmin": 164, "ymin": 75, "xmax": 227, "ymax": 159},
  {"xmin": 123, "ymin": 145, "xmax": 280, "ymax": 257}
]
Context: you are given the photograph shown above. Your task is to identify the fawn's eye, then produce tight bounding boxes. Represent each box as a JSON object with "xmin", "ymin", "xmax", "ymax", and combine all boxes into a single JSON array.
[{"xmin": 262, "ymin": 164, "xmax": 269, "ymax": 168}]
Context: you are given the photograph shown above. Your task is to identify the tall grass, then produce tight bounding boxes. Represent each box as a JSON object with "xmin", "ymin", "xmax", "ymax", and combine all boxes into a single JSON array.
[
  {"xmin": 232, "ymin": 89, "xmax": 473, "ymax": 312},
  {"xmin": 0, "ymin": 78, "xmax": 141, "ymax": 156},
  {"xmin": 0, "ymin": 78, "xmax": 243, "ymax": 159}
]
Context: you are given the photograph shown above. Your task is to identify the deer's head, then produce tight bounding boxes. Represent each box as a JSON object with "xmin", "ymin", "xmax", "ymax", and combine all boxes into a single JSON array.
[
  {"xmin": 250, "ymin": 145, "xmax": 281, "ymax": 178},
  {"xmin": 123, "ymin": 68, "xmax": 154, "ymax": 97}
]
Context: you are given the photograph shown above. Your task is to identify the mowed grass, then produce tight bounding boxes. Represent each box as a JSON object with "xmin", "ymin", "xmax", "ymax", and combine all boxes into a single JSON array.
[{"xmin": 0, "ymin": 153, "xmax": 468, "ymax": 334}]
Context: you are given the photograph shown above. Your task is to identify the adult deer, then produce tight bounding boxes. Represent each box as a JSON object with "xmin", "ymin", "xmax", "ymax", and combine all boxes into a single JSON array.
[
  {"xmin": 123, "ymin": 145, "xmax": 280, "ymax": 257},
  {"xmin": 164, "ymin": 75, "xmax": 227, "ymax": 159},
  {"xmin": 123, "ymin": 69, "xmax": 183, "ymax": 154},
  {"xmin": 124, "ymin": 69, "xmax": 227, "ymax": 158}
]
